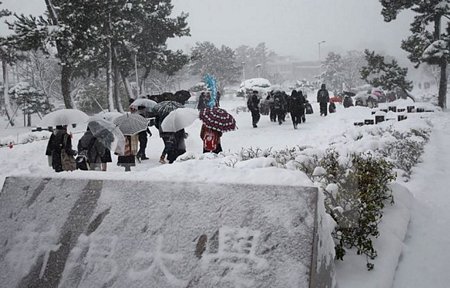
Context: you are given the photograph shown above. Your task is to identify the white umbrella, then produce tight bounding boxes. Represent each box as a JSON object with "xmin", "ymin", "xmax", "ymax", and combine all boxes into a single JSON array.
[
  {"xmin": 87, "ymin": 117, "xmax": 126, "ymax": 155},
  {"xmin": 113, "ymin": 113, "xmax": 149, "ymax": 136},
  {"xmin": 40, "ymin": 109, "xmax": 89, "ymax": 127},
  {"xmin": 129, "ymin": 98, "xmax": 158, "ymax": 111},
  {"xmin": 161, "ymin": 108, "xmax": 199, "ymax": 132}
]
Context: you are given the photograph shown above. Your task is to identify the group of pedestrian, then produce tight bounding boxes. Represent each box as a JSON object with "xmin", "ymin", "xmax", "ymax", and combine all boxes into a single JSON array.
[
  {"xmin": 246, "ymin": 83, "xmax": 332, "ymax": 129},
  {"xmin": 45, "ymin": 85, "xmax": 333, "ymax": 173}
]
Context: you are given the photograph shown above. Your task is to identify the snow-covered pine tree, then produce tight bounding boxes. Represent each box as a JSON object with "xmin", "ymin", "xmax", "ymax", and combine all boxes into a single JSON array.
[
  {"xmin": 320, "ymin": 52, "xmax": 346, "ymax": 92},
  {"xmin": 360, "ymin": 49, "xmax": 413, "ymax": 96},
  {"xmin": 9, "ymin": 82, "xmax": 52, "ymax": 126},
  {"xmin": 8, "ymin": 0, "xmax": 190, "ymax": 111},
  {"xmin": 379, "ymin": 0, "xmax": 450, "ymax": 108}
]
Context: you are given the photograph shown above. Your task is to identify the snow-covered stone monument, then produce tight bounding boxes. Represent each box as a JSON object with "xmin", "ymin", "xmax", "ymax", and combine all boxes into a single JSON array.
[{"xmin": 0, "ymin": 176, "xmax": 334, "ymax": 287}]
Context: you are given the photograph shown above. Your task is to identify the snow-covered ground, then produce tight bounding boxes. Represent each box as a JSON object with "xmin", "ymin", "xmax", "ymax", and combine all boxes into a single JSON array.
[
  {"xmin": 0, "ymin": 97, "xmax": 448, "ymax": 287},
  {"xmin": 392, "ymin": 112, "xmax": 450, "ymax": 288}
]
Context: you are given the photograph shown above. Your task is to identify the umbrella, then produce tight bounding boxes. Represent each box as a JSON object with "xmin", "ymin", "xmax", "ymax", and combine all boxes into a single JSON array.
[
  {"xmin": 160, "ymin": 108, "xmax": 199, "ymax": 132},
  {"xmin": 40, "ymin": 109, "xmax": 89, "ymax": 127},
  {"xmin": 87, "ymin": 117, "xmax": 126, "ymax": 155},
  {"xmin": 129, "ymin": 98, "xmax": 157, "ymax": 111},
  {"xmin": 152, "ymin": 101, "xmax": 184, "ymax": 120},
  {"xmin": 113, "ymin": 113, "xmax": 149, "ymax": 136},
  {"xmin": 199, "ymin": 107, "xmax": 236, "ymax": 132},
  {"xmin": 98, "ymin": 111, "xmax": 123, "ymax": 122}
]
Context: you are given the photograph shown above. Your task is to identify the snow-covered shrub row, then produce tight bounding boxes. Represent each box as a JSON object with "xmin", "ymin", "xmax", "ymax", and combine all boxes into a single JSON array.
[
  {"xmin": 184, "ymin": 123, "xmax": 431, "ymax": 269},
  {"xmin": 380, "ymin": 128, "xmax": 430, "ymax": 180},
  {"xmin": 0, "ymin": 131, "xmax": 50, "ymax": 148}
]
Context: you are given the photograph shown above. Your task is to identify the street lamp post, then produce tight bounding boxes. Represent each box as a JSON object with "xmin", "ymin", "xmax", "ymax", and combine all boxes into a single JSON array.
[
  {"xmin": 255, "ymin": 63, "xmax": 262, "ymax": 78},
  {"xmin": 318, "ymin": 40, "xmax": 326, "ymax": 62}
]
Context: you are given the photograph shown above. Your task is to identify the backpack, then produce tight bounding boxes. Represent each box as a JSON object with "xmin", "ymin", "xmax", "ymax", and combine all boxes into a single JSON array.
[
  {"xmin": 203, "ymin": 129, "xmax": 219, "ymax": 152},
  {"xmin": 305, "ymin": 102, "xmax": 314, "ymax": 114},
  {"xmin": 329, "ymin": 102, "xmax": 336, "ymax": 113},
  {"xmin": 61, "ymin": 134, "xmax": 76, "ymax": 171},
  {"xmin": 76, "ymin": 136, "xmax": 96, "ymax": 170}
]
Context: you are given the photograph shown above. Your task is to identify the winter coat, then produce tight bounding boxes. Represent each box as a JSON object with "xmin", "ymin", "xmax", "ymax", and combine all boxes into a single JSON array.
[
  {"xmin": 247, "ymin": 94, "xmax": 260, "ymax": 111},
  {"xmin": 77, "ymin": 130, "xmax": 106, "ymax": 167},
  {"xmin": 288, "ymin": 92, "xmax": 306, "ymax": 114},
  {"xmin": 317, "ymin": 88, "xmax": 330, "ymax": 103},
  {"xmin": 45, "ymin": 127, "xmax": 75, "ymax": 172},
  {"xmin": 197, "ymin": 93, "xmax": 210, "ymax": 110}
]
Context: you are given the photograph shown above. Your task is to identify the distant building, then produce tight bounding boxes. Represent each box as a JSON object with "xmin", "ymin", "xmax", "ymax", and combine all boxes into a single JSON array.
[{"xmin": 267, "ymin": 56, "xmax": 321, "ymax": 82}]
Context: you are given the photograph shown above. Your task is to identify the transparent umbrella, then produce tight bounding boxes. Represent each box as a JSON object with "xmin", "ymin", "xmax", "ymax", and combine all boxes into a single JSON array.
[
  {"xmin": 88, "ymin": 117, "xmax": 126, "ymax": 155},
  {"xmin": 113, "ymin": 113, "xmax": 149, "ymax": 136}
]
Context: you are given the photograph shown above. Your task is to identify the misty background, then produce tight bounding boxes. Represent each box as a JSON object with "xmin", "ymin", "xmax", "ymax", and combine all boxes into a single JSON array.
[
  {"xmin": 1, "ymin": 0, "xmax": 413, "ymax": 62},
  {"xmin": 1, "ymin": 0, "xmax": 442, "ymax": 128}
]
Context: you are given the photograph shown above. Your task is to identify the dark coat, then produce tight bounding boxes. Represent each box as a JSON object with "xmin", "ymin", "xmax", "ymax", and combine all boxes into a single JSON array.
[
  {"xmin": 77, "ymin": 130, "xmax": 106, "ymax": 165},
  {"xmin": 247, "ymin": 94, "xmax": 260, "ymax": 111},
  {"xmin": 197, "ymin": 93, "xmax": 210, "ymax": 110},
  {"xmin": 45, "ymin": 127, "xmax": 74, "ymax": 172},
  {"xmin": 317, "ymin": 88, "xmax": 330, "ymax": 103},
  {"xmin": 288, "ymin": 91, "xmax": 306, "ymax": 114}
]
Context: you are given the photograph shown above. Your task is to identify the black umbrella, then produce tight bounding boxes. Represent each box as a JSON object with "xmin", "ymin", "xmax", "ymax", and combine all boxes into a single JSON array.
[{"xmin": 152, "ymin": 101, "xmax": 184, "ymax": 120}]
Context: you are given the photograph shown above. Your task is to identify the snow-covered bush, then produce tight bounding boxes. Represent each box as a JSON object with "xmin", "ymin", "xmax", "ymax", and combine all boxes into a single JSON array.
[
  {"xmin": 380, "ymin": 128, "xmax": 430, "ymax": 179},
  {"xmin": 313, "ymin": 151, "xmax": 395, "ymax": 270}
]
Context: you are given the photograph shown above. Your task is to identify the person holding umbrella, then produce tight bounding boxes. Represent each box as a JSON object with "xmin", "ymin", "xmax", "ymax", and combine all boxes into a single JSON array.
[
  {"xmin": 113, "ymin": 112, "xmax": 148, "ymax": 171},
  {"xmin": 199, "ymin": 106, "xmax": 236, "ymax": 154},
  {"xmin": 77, "ymin": 127, "xmax": 106, "ymax": 170},
  {"xmin": 131, "ymin": 105, "xmax": 151, "ymax": 161},
  {"xmin": 200, "ymin": 124, "xmax": 222, "ymax": 154},
  {"xmin": 45, "ymin": 125, "xmax": 77, "ymax": 172}
]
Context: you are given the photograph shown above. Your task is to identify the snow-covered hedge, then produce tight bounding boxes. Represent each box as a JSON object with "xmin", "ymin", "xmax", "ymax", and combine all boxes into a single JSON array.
[{"xmin": 179, "ymin": 123, "xmax": 431, "ymax": 270}]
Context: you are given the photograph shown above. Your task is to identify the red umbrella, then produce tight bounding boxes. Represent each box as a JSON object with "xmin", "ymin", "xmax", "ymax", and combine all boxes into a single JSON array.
[{"xmin": 199, "ymin": 107, "xmax": 236, "ymax": 132}]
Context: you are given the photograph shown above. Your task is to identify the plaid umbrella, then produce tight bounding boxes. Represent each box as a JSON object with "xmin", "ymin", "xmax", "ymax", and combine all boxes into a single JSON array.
[
  {"xmin": 199, "ymin": 107, "xmax": 236, "ymax": 132},
  {"xmin": 113, "ymin": 113, "xmax": 148, "ymax": 136},
  {"xmin": 152, "ymin": 101, "xmax": 184, "ymax": 120}
]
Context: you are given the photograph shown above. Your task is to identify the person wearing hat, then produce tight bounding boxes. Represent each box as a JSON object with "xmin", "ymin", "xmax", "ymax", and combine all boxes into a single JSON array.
[{"xmin": 247, "ymin": 90, "xmax": 261, "ymax": 128}]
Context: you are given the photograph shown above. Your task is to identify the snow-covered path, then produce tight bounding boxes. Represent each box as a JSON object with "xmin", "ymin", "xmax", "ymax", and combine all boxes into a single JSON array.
[{"xmin": 393, "ymin": 111, "xmax": 450, "ymax": 288}]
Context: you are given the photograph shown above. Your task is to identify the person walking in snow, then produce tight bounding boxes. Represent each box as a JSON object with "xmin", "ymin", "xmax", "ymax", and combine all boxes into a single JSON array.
[
  {"xmin": 272, "ymin": 91, "xmax": 287, "ymax": 125},
  {"xmin": 247, "ymin": 90, "xmax": 261, "ymax": 128},
  {"xmin": 77, "ymin": 127, "xmax": 106, "ymax": 170},
  {"xmin": 200, "ymin": 124, "xmax": 223, "ymax": 154},
  {"xmin": 197, "ymin": 91, "xmax": 210, "ymax": 111},
  {"xmin": 130, "ymin": 105, "xmax": 151, "ymax": 161},
  {"xmin": 317, "ymin": 83, "xmax": 330, "ymax": 116},
  {"xmin": 117, "ymin": 134, "xmax": 139, "ymax": 171},
  {"xmin": 45, "ymin": 125, "xmax": 76, "ymax": 172},
  {"xmin": 288, "ymin": 90, "xmax": 306, "ymax": 129}
]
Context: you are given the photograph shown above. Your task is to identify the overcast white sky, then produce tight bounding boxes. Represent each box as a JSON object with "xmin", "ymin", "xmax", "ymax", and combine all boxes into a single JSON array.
[{"xmin": 1, "ymin": 0, "xmax": 414, "ymax": 62}]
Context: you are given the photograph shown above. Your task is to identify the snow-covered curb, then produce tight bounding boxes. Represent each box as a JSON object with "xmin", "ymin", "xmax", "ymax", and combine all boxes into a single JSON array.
[{"xmin": 335, "ymin": 183, "xmax": 413, "ymax": 288}]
